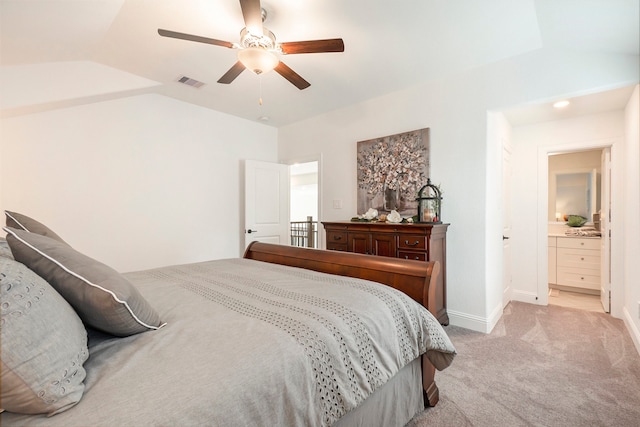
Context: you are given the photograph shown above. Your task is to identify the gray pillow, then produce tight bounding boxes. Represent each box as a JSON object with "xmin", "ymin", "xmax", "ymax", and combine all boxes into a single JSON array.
[
  {"xmin": 4, "ymin": 210, "xmax": 68, "ymax": 244},
  {"xmin": 1, "ymin": 256, "xmax": 89, "ymax": 415},
  {"xmin": 4, "ymin": 227, "xmax": 165, "ymax": 337}
]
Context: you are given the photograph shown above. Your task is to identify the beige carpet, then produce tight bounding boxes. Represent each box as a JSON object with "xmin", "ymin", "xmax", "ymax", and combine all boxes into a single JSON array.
[{"xmin": 407, "ymin": 301, "xmax": 640, "ymax": 427}]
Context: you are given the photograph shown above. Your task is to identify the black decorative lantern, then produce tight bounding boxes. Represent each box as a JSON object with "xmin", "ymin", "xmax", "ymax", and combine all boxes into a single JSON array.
[{"xmin": 416, "ymin": 179, "xmax": 442, "ymax": 223}]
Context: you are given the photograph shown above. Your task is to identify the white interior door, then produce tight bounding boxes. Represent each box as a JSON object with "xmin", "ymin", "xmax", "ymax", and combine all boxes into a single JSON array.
[
  {"xmin": 600, "ymin": 148, "xmax": 611, "ymax": 313},
  {"xmin": 244, "ymin": 160, "xmax": 290, "ymax": 249},
  {"xmin": 502, "ymin": 142, "xmax": 512, "ymax": 307}
]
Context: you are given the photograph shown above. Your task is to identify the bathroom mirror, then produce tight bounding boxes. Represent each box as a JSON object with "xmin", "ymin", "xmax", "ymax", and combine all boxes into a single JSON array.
[{"xmin": 549, "ymin": 169, "xmax": 599, "ymax": 222}]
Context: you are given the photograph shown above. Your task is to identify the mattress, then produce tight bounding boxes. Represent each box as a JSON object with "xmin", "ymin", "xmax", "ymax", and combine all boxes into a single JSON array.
[{"xmin": 1, "ymin": 258, "xmax": 455, "ymax": 426}]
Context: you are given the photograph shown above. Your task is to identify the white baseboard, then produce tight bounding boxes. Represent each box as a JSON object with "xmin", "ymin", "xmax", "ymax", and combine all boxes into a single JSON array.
[
  {"xmin": 487, "ymin": 303, "xmax": 503, "ymax": 332},
  {"xmin": 623, "ymin": 306, "xmax": 640, "ymax": 356},
  {"xmin": 448, "ymin": 308, "xmax": 501, "ymax": 333},
  {"xmin": 512, "ymin": 290, "xmax": 542, "ymax": 305},
  {"xmin": 447, "ymin": 310, "xmax": 486, "ymax": 332}
]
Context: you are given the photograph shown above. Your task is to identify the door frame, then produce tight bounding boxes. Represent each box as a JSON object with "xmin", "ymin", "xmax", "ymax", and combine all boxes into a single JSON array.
[
  {"xmin": 536, "ymin": 138, "xmax": 623, "ymax": 317},
  {"xmin": 283, "ymin": 153, "xmax": 324, "ymax": 249}
]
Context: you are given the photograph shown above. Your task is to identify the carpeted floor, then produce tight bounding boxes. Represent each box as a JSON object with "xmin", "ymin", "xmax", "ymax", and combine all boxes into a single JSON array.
[{"xmin": 407, "ymin": 301, "xmax": 640, "ymax": 427}]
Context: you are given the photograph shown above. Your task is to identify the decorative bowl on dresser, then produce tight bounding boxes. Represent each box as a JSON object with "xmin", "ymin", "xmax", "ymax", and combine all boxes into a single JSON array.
[{"xmin": 322, "ymin": 221, "xmax": 449, "ymax": 325}]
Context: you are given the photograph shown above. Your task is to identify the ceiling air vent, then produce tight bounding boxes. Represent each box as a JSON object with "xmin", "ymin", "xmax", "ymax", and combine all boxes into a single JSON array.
[{"xmin": 177, "ymin": 75, "xmax": 205, "ymax": 88}]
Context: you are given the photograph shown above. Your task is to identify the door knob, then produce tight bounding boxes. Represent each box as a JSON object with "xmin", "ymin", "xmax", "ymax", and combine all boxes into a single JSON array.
[
  {"xmin": 247, "ymin": 229, "xmax": 257, "ymax": 234},
  {"xmin": 503, "ymin": 235, "xmax": 510, "ymax": 240}
]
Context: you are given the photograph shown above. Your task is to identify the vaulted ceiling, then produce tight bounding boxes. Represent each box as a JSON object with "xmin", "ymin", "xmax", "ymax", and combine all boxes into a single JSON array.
[{"xmin": 1, "ymin": 0, "xmax": 638, "ymax": 126}]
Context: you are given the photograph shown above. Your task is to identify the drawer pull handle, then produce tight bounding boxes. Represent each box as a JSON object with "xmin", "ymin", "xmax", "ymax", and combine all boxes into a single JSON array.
[
  {"xmin": 404, "ymin": 240, "xmax": 420, "ymax": 246},
  {"xmin": 581, "ymin": 257, "xmax": 584, "ymax": 261},
  {"xmin": 333, "ymin": 236, "xmax": 342, "ymax": 241},
  {"xmin": 581, "ymin": 277, "xmax": 584, "ymax": 280}
]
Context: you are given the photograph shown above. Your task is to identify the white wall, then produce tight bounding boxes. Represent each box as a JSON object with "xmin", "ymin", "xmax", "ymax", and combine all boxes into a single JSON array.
[
  {"xmin": 510, "ymin": 111, "xmax": 624, "ymax": 311},
  {"xmin": 623, "ymin": 86, "xmax": 640, "ymax": 353},
  {"xmin": 278, "ymin": 48, "xmax": 638, "ymax": 332},
  {"xmin": 0, "ymin": 93, "xmax": 278, "ymax": 272}
]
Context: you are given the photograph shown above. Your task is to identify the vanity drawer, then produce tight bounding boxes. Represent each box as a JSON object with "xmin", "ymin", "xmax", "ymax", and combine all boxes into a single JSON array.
[
  {"xmin": 557, "ymin": 269, "xmax": 600, "ymax": 290},
  {"xmin": 557, "ymin": 237, "xmax": 600, "ymax": 250},
  {"xmin": 398, "ymin": 235, "xmax": 427, "ymax": 250},
  {"xmin": 557, "ymin": 248, "xmax": 600, "ymax": 270}
]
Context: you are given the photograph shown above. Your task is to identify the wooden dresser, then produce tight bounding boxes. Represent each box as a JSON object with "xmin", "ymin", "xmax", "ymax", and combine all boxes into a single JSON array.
[{"xmin": 322, "ymin": 221, "xmax": 449, "ymax": 325}]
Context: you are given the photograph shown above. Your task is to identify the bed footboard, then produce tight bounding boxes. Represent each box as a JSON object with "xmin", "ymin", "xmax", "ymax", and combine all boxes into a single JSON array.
[{"xmin": 243, "ymin": 241, "xmax": 442, "ymax": 407}]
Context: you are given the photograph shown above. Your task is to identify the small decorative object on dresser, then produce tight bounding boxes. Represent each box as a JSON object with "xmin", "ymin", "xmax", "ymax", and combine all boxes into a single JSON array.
[
  {"xmin": 322, "ymin": 220, "xmax": 449, "ymax": 325},
  {"xmin": 416, "ymin": 179, "xmax": 443, "ymax": 223}
]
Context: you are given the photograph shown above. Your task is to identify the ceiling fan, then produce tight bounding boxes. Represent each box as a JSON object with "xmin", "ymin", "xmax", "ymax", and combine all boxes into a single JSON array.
[{"xmin": 158, "ymin": 0, "xmax": 344, "ymax": 90}]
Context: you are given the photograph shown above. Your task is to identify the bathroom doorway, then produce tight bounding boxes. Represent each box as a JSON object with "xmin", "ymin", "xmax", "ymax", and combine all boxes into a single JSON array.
[{"xmin": 545, "ymin": 146, "xmax": 612, "ymax": 314}]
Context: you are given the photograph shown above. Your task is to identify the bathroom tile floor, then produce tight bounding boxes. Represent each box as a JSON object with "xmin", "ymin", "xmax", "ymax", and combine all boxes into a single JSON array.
[{"xmin": 548, "ymin": 288, "xmax": 605, "ymax": 313}]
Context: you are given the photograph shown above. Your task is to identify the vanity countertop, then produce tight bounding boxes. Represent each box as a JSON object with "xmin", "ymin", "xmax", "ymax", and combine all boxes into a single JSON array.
[
  {"xmin": 548, "ymin": 232, "xmax": 601, "ymax": 238},
  {"xmin": 548, "ymin": 222, "xmax": 601, "ymax": 238}
]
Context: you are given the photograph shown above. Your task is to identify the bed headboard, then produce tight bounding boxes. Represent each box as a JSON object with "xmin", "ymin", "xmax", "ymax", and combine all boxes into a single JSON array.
[{"xmin": 243, "ymin": 242, "xmax": 440, "ymax": 317}]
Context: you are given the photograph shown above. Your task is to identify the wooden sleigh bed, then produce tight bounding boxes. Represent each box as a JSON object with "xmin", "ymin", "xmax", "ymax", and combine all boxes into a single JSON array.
[
  {"xmin": 244, "ymin": 241, "xmax": 446, "ymax": 408},
  {"xmin": 1, "ymin": 213, "xmax": 455, "ymax": 427}
]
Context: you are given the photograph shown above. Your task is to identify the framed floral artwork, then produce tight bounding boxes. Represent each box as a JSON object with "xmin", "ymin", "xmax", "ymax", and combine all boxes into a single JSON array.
[{"xmin": 357, "ymin": 128, "xmax": 430, "ymax": 215}]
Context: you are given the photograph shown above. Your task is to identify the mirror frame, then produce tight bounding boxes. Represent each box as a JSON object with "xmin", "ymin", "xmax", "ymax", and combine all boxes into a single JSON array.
[{"xmin": 548, "ymin": 167, "xmax": 598, "ymax": 223}]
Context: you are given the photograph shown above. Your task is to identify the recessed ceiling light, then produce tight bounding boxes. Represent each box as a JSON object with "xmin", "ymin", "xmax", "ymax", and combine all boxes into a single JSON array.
[
  {"xmin": 553, "ymin": 100, "xmax": 570, "ymax": 109},
  {"xmin": 258, "ymin": 116, "xmax": 270, "ymax": 122}
]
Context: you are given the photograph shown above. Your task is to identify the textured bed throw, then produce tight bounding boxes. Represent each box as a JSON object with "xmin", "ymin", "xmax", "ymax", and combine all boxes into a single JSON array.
[{"xmin": 2, "ymin": 258, "xmax": 455, "ymax": 427}]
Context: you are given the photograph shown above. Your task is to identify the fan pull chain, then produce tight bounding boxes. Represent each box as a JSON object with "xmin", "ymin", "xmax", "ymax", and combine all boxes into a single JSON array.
[{"xmin": 258, "ymin": 75, "xmax": 263, "ymax": 106}]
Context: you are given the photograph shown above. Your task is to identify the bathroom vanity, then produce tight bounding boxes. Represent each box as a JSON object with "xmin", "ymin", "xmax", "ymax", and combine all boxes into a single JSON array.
[{"xmin": 548, "ymin": 234, "xmax": 601, "ymax": 294}]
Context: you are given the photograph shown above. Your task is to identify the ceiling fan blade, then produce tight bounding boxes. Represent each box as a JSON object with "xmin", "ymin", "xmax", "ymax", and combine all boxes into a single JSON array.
[
  {"xmin": 275, "ymin": 62, "xmax": 310, "ymax": 90},
  {"xmin": 158, "ymin": 29, "xmax": 234, "ymax": 49},
  {"xmin": 280, "ymin": 39, "xmax": 344, "ymax": 55},
  {"xmin": 239, "ymin": 0, "xmax": 263, "ymax": 35},
  {"xmin": 217, "ymin": 61, "xmax": 246, "ymax": 84}
]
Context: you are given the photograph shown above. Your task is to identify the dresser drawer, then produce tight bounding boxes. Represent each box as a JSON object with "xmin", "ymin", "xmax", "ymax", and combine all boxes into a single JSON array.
[
  {"xmin": 397, "ymin": 250, "xmax": 426, "ymax": 261},
  {"xmin": 557, "ymin": 237, "xmax": 600, "ymax": 250},
  {"xmin": 327, "ymin": 243, "xmax": 347, "ymax": 251},
  {"xmin": 557, "ymin": 248, "xmax": 600, "ymax": 270},
  {"xmin": 398, "ymin": 235, "xmax": 426, "ymax": 250},
  {"xmin": 327, "ymin": 231, "xmax": 347, "ymax": 244}
]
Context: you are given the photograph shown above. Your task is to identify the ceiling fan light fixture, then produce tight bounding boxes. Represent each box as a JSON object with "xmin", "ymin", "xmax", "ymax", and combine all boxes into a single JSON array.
[{"xmin": 238, "ymin": 47, "xmax": 279, "ymax": 75}]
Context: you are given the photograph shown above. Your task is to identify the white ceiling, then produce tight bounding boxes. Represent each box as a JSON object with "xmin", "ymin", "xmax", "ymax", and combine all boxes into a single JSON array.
[{"xmin": 1, "ymin": 0, "xmax": 638, "ymax": 127}]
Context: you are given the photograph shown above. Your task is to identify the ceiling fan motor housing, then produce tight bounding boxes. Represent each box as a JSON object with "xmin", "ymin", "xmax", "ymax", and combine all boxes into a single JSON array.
[
  {"xmin": 240, "ymin": 27, "xmax": 276, "ymax": 50},
  {"xmin": 238, "ymin": 27, "xmax": 279, "ymax": 75}
]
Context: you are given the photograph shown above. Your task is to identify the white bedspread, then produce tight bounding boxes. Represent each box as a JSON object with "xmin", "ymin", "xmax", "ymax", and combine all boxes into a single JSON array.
[{"xmin": 2, "ymin": 258, "xmax": 455, "ymax": 427}]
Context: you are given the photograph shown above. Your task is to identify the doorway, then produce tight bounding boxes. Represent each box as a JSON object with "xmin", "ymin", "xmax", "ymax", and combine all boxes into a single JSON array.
[
  {"xmin": 289, "ymin": 161, "xmax": 319, "ymax": 248},
  {"xmin": 538, "ymin": 140, "xmax": 619, "ymax": 316},
  {"xmin": 547, "ymin": 148, "xmax": 609, "ymax": 314}
]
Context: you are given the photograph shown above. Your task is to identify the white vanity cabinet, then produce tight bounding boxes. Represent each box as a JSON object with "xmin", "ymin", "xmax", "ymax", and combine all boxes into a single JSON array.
[
  {"xmin": 548, "ymin": 237, "xmax": 557, "ymax": 284},
  {"xmin": 549, "ymin": 236, "xmax": 601, "ymax": 292}
]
